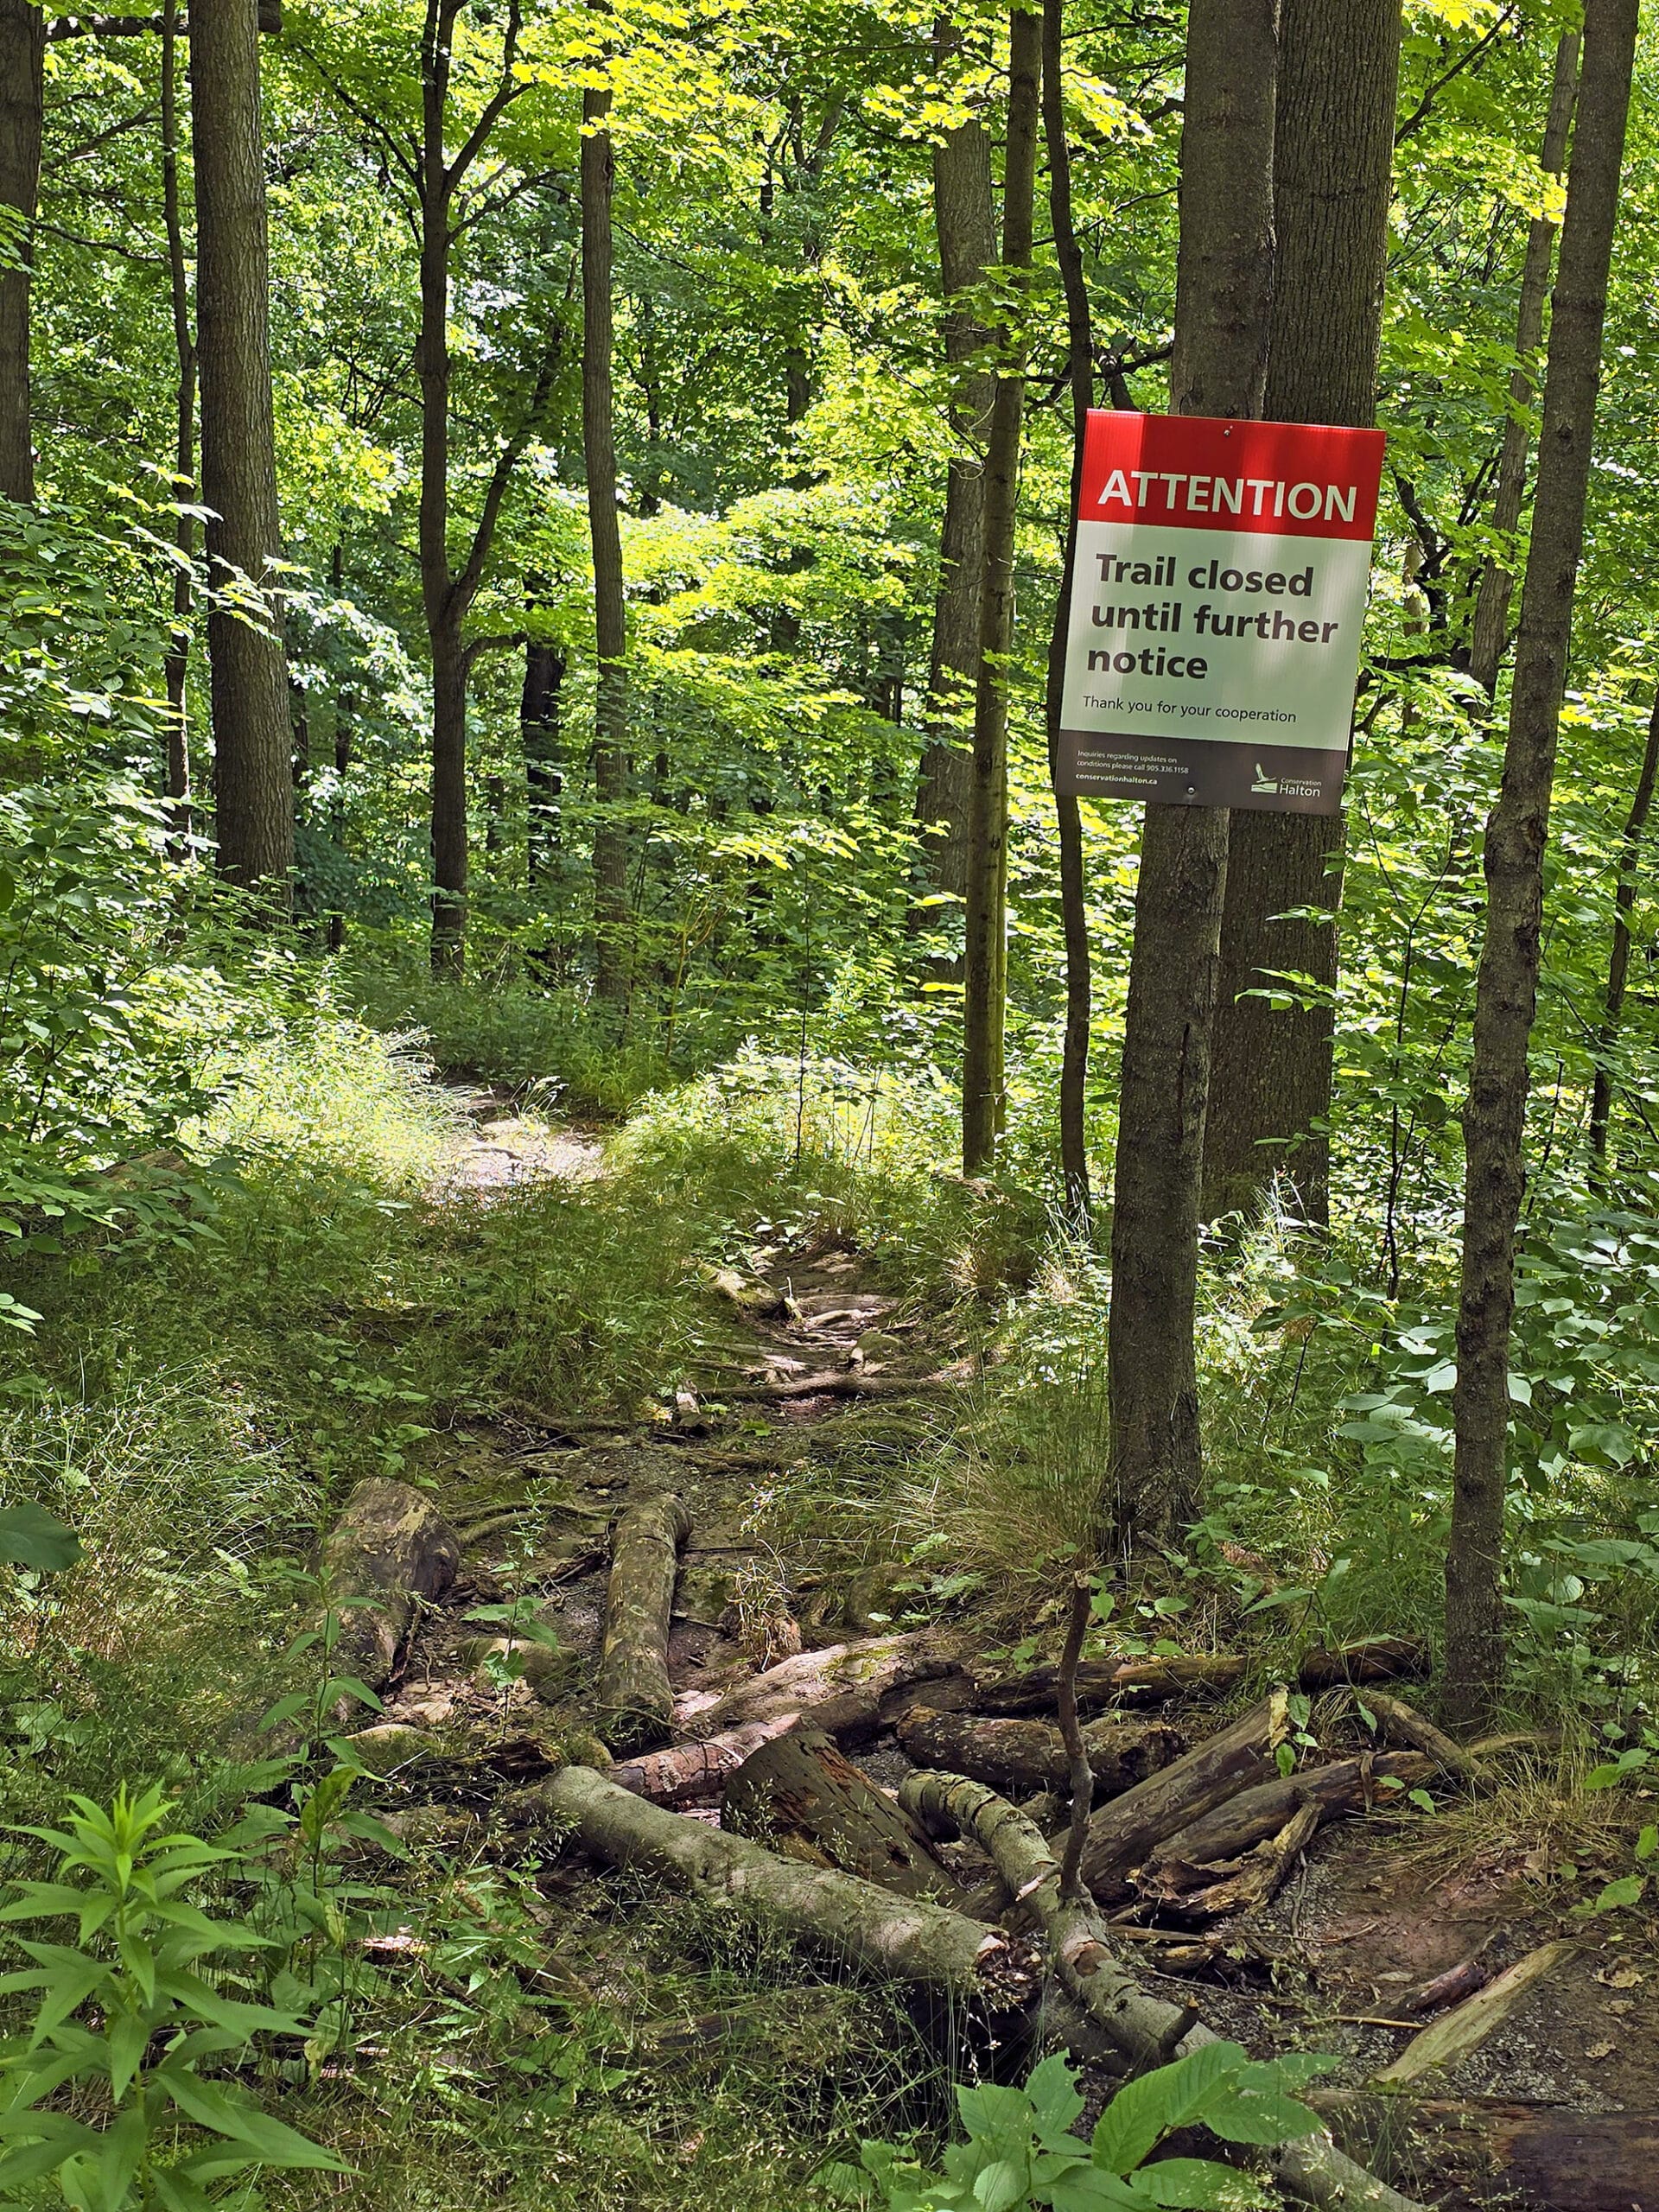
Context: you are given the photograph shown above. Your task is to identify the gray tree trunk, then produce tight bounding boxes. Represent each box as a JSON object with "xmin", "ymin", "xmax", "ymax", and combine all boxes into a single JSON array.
[
  {"xmin": 1202, "ymin": 0, "xmax": 1402, "ymax": 1230},
  {"xmin": 162, "ymin": 0, "xmax": 195, "ymax": 838},
  {"xmin": 961, "ymin": 3, "xmax": 1040, "ymax": 1174},
  {"xmin": 1467, "ymin": 30, "xmax": 1582, "ymax": 699},
  {"xmin": 1041, "ymin": 0, "xmax": 1093, "ymax": 1223},
  {"xmin": 583, "ymin": 76, "xmax": 632, "ymax": 1014},
  {"xmin": 914, "ymin": 18, "xmax": 996, "ymax": 932},
  {"xmin": 1104, "ymin": 0, "xmax": 1277, "ymax": 1542},
  {"xmin": 192, "ymin": 0, "xmax": 294, "ymax": 896},
  {"xmin": 1447, "ymin": 0, "xmax": 1637, "ymax": 1729},
  {"xmin": 0, "ymin": 0, "xmax": 41, "ymax": 505}
]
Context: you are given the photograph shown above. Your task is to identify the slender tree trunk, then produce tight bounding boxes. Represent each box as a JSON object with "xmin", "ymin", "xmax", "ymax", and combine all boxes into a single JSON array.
[
  {"xmin": 192, "ymin": 0, "xmax": 293, "ymax": 897},
  {"xmin": 162, "ymin": 0, "xmax": 195, "ymax": 839},
  {"xmin": 1040, "ymin": 0, "xmax": 1091, "ymax": 1222},
  {"xmin": 418, "ymin": 8, "xmax": 463, "ymax": 976},
  {"xmin": 1446, "ymin": 0, "xmax": 1637, "ymax": 1731},
  {"xmin": 327, "ymin": 546, "xmax": 352, "ymax": 954},
  {"xmin": 1104, "ymin": 0, "xmax": 1277, "ymax": 1544},
  {"xmin": 0, "ymin": 0, "xmax": 41, "ymax": 505},
  {"xmin": 913, "ymin": 18, "xmax": 997, "ymax": 935},
  {"xmin": 583, "ymin": 74, "xmax": 631, "ymax": 1014},
  {"xmin": 961, "ymin": 3, "xmax": 1039, "ymax": 1174},
  {"xmin": 1202, "ymin": 0, "xmax": 1401, "ymax": 1230},
  {"xmin": 1467, "ymin": 30, "xmax": 1582, "ymax": 699},
  {"xmin": 523, "ymin": 634, "xmax": 566, "ymax": 886},
  {"xmin": 1588, "ymin": 691, "xmax": 1659, "ymax": 1175}
]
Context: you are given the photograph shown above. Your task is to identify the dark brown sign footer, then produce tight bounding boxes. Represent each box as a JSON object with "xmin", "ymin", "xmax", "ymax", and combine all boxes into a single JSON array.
[{"xmin": 1055, "ymin": 730, "xmax": 1347, "ymax": 813}]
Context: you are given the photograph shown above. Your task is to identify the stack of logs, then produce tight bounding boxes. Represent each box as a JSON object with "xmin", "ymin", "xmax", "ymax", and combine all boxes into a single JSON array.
[{"xmin": 320, "ymin": 1480, "xmax": 1649, "ymax": 2212}]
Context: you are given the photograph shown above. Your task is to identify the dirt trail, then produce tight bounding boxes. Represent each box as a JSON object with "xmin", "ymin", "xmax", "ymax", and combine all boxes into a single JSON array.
[{"xmin": 355, "ymin": 1105, "xmax": 1658, "ymax": 2177}]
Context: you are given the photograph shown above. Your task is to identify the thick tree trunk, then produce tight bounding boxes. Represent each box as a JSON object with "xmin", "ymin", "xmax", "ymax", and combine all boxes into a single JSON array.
[
  {"xmin": 583, "ymin": 79, "xmax": 632, "ymax": 1013},
  {"xmin": 162, "ymin": 0, "xmax": 194, "ymax": 836},
  {"xmin": 672, "ymin": 1625, "xmax": 973, "ymax": 1737},
  {"xmin": 1310, "ymin": 2090, "xmax": 1659, "ymax": 2210},
  {"xmin": 1203, "ymin": 0, "xmax": 1401, "ymax": 1229},
  {"xmin": 1104, "ymin": 0, "xmax": 1276, "ymax": 1541},
  {"xmin": 913, "ymin": 21, "xmax": 997, "ymax": 934},
  {"xmin": 1446, "ymin": 0, "xmax": 1637, "ymax": 1731},
  {"xmin": 1467, "ymin": 31, "xmax": 1582, "ymax": 699},
  {"xmin": 0, "ymin": 0, "xmax": 42, "ymax": 505},
  {"xmin": 960, "ymin": 3, "xmax": 1039, "ymax": 1173},
  {"xmin": 1137, "ymin": 1751, "xmax": 1435, "ymax": 1902},
  {"xmin": 321, "ymin": 1478, "xmax": 461, "ymax": 1696},
  {"xmin": 191, "ymin": 0, "xmax": 293, "ymax": 895},
  {"xmin": 1041, "ymin": 0, "xmax": 1093, "ymax": 1220},
  {"xmin": 1077, "ymin": 1699, "xmax": 1278, "ymax": 1903},
  {"xmin": 1587, "ymin": 687, "xmax": 1659, "ymax": 1172}
]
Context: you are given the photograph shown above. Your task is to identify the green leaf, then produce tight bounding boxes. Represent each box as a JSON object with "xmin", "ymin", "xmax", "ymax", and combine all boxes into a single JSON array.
[
  {"xmin": 973, "ymin": 2158, "xmax": 1027, "ymax": 2211},
  {"xmin": 1198, "ymin": 2087, "xmax": 1322, "ymax": 2147},
  {"xmin": 160, "ymin": 2073, "xmax": 348, "ymax": 2170},
  {"xmin": 1094, "ymin": 2048, "xmax": 1244, "ymax": 2174},
  {"xmin": 1129, "ymin": 2158, "xmax": 1268, "ymax": 2209},
  {"xmin": 0, "ymin": 1503, "xmax": 80, "ymax": 1572}
]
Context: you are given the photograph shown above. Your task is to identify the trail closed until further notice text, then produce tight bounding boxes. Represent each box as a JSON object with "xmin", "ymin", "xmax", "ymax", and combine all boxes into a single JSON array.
[{"xmin": 1056, "ymin": 412, "xmax": 1386, "ymax": 813}]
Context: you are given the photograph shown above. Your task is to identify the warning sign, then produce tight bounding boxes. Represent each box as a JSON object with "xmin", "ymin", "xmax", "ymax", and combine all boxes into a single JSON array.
[{"xmin": 1055, "ymin": 411, "xmax": 1386, "ymax": 813}]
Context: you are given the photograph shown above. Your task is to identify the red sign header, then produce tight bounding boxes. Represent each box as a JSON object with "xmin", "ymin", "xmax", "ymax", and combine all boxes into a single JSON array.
[{"xmin": 1078, "ymin": 412, "xmax": 1386, "ymax": 542}]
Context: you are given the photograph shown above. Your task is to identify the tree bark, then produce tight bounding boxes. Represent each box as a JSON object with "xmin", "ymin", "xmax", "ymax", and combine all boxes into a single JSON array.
[
  {"xmin": 1104, "ymin": 0, "xmax": 1276, "ymax": 1541},
  {"xmin": 960, "ymin": 3, "xmax": 1039, "ymax": 1173},
  {"xmin": 1587, "ymin": 688, "xmax": 1659, "ymax": 1172},
  {"xmin": 1041, "ymin": 0, "xmax": 1093, "ymax": 1220},
  {"xmin": 1467, "ymin": 31, "xmax": 1582, "ymax": 700},
  {"xmin": 1446, "ymin": 0, "xmax": 1637, "ymax": 1732},
  {"xmin": 597, "ymin": 1493, "xmax": 689, "ymax": 1750},
  {"xmin": 1138, "ymin": 1751, "xmax": 1435, "ymax": 1900},
  {"xmin": 1309, "ymin": 2090, "xmax": 1659, "ymax": 2211},
  {"xmin": 321, "ymin": 1477, "xmax": 461, "ymax": 1696},
  {"xmin": 0, "ymin": 0, "xmax": 42, "ymax": 505},
  {"xmin": 161, "ymin": 0, "xmax": 194, "ymax": 836},
  {"xmin": 722, "ymin": 1724, "xmax": 959, "ymax": 1898},
  {"xmin": 912, "ymin": 19, "xmax": 996, "ymax": 930},
  {"xmin": 583, "ymin": 73, "xmax": 632, "ymax": 1014},
  {"xmin": 191, "ymin": 0, "xmax": 293, "ymax": 896},
  {"xmin": 671, "ymin": 1625, "xmax": 973, "ymax": 1738},
  {"xmin": 970, "ymin": 1637, "xmax": 1427, "ymax": 1716},
  {"xmin": 1203, "ymin": 0, "xmax": 1401, "ymax": 1230}
]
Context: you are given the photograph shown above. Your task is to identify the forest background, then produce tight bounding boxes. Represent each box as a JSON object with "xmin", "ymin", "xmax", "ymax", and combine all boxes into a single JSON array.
[{"xmin": 3, "ymin": 0, "xmax": 1659, "ymax": 2206}]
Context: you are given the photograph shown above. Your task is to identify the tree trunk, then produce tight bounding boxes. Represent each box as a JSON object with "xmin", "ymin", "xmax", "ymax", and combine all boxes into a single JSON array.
[
  {"xmin": 522, "ymin": 634, "xmax": 565, "ymax": 885},
  {"xmin": 1103, "ymin": 0, "xmax": 1277, "ymax": 1542},
  {"xmin": 1310, "ymin": 2090, "xmax": 1659, "ymax": 2211},
  {"xmin": 191, "ymin": 0, "xmax": 293, "ymax": 897},
  {"xmin": 912, "ymin": 20, "xmax": 997, "ymax": 934},
  {"xmin": 1587, "ymin": 687, "xmax": 1659, "ymax": 1173},
  {"xmin": 1077, "ymin": 1699, "xmax": 1279, "ymax": 1904},
  {"xmin": 672, "ymin": 1625, "xmax": 973, "ymax": 1738},
  {"xmin": 1467, "ymin": 31, "xmax": 1582, "ymax": 699},
  {"xmin": 429, "ymin": 625, "xmax": 468, "ymax": 976},
  {"xmin": 1446, "ymin": 0, "xmax": 1638, "ymax": 1732},
  {"xmin": 0, "ymin": 0, "xmax": 42, "ymax": 505},
  {"xmin": 897, "ymin": 1707, "xmax": 1185, "ymax": 1799},
  {"xmin": 1202, "ymin": 0, "xmax": 1401, "ymax": 1230},
  {"xmin": 1041, "ymin": 0, "xmax": 1093, "ymax": 1221},
  {"xmin": 961, "ymin": 3, "xmax": 1039, "ymax": 1173},
  {"xmin": 583, "ymin": 77, "xmax": 632, "ymax": 1014},
  {"xmin": 161, "ymin": 0, "xmax": 194, "ymax": 836}
]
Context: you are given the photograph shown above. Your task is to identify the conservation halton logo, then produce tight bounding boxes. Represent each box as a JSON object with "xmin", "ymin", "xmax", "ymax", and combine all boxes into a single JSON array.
[{"xmin": 1054, "ymin": 411, "xmax": 1387, "ymax": 814}]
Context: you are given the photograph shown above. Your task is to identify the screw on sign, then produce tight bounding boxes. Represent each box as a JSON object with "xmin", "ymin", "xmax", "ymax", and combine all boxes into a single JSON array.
[{"xmin": 1055, "ymin": 411, "xmax": 1386, "ymax": 814}]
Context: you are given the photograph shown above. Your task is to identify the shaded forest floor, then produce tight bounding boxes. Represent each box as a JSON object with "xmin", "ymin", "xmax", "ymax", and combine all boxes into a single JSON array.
[{"xmin": 3, "ymin": 1031, "xmax": 1656, "ymax": 2210}]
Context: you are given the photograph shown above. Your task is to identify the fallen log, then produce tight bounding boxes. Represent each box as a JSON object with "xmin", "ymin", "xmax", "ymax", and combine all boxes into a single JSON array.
[
  {"xmin": 698, "ymin": 1262, "xmax": 798, "ymax": 1323},
  {"xmin": 1405, "ymin": 1953, "xmax": 1491, "ymax": 2015},
  {"xmin": 1357, "ymin": 1690, "xmax": 1478, "ymax": 1780},
  {"xmin": 672, "ymin": 1625, "xmax": 972, "ymax": 1735},
  {"xmin": 610, "ymin": 1689, "xmax": 892, "ymax": 1804},
  {"xmin": 1309, "ymin": 2091, "xmax": 1659, "ymax": 2212},
  {"xmin": 540, "ymin": 1764, "xmax": 1014, "ymax": 2000},
  {"xmin": 320, "ymin": 1477, "xmax": 461, "ymax": 1694},
  {"xmin": 1138, "ymin": 1798, "xmax": 1320, "ymax": 1923},
  {"xmin": 722, "ymin": 1725, "xmax": 957, "ymax": 1899},
  {"xmin": 901, "ymin": 1770, "xmax": 1426, "ymax": 2212},
  {"xmin": 715, "ymin": 1368, "xmax": 962, "ymax": 1403},
  {"xmin": 1372, "ymin": 1942, "xmax": 1575, "ymax": 2088},
  {"xmin": 972, "ymin": 1637, "xmax": 1428, "ymax": 1718},
  {"xmin": 598, "ymin": 1494, "xmax": 690, "ymax": 1751},
  {"xmin": 1139, "ymin": 1751, "xmax": 1438, "ymax": 1891},
  {"xmin": 1077, "ymin": 1700, "xmax": 1281, "ymax": 1903},
  {"xmin": 897, "ymin": 1707, "xmax": 1185, "ymax": 1800}
]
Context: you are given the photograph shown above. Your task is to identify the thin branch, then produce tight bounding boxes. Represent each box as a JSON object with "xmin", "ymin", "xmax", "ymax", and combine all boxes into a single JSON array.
[
  {"xmin": 1395, "ymin": 3, "xmax": 1519, "ymax": 144},
  {"xmin": 445, "ymin": 0, "xmax": 526, "ymax": 194}
]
